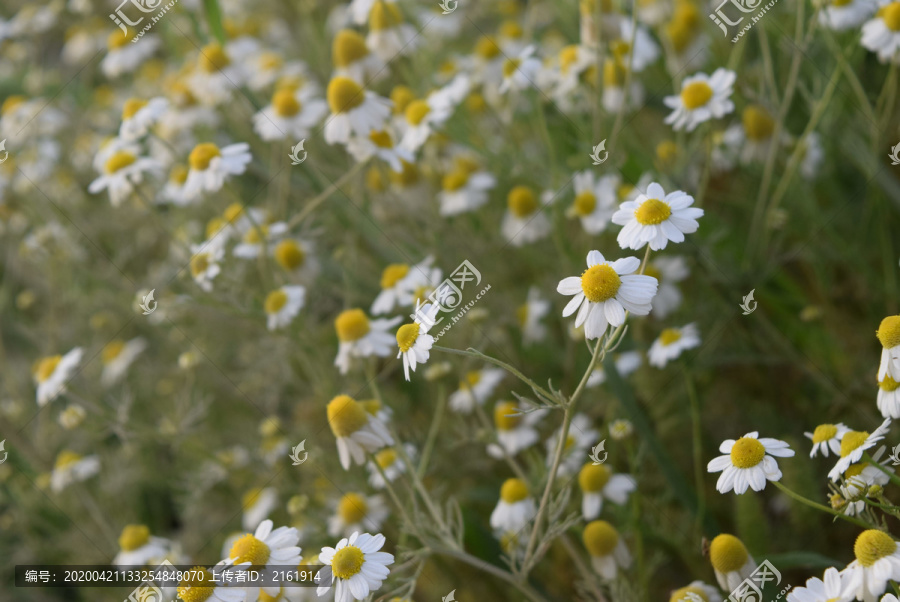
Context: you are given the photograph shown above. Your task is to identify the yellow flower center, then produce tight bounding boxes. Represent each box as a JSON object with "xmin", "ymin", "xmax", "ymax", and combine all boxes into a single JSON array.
[
  {"xmin": 580, "ymin": 264, "xmax": 622, "ymax": 303},
  {"xmin": 742, "ymin": 105, "xmax": 775, "ymax": 141},
  {"xmin": 224, "ymin": 203, "xmax": 244, "ymax": 222},
  {"xmin": 583, "ymin": 520, "xmax": 618, "ymax": 557},
  {"xmin": 107, "ymin": 30, "xmax": 131, "ymax": 50},
  {"xmin": 258, "ymin": 52, "xmax": 283, "ymax": 70},
  {"xmin": 573, "ymin": 191, "xmax": 597, "ymax": 217},
  {"xmin": 500, "ymin": 20, "xmax": 523, "ymax": 38},
  {"xmin": 680, "ymin": 81, "xmax": 713, "ymax": 110},
  {"xmin": 104, "ymin": 151, "xmax": 137, "ymax": 174},
  {"xmin": 659, "ymin": 329, "xmax": 682, "ymax": 346},
  {"xmin": 369, "ymin": 130, "xmax": 394, "ymax": 148},
  {"xmin": 466, "ymin": 93, "xmax": 486, "ymax": 112},
  {"xmin": 102, "ymin": 340, "xmax": 125, "ymax": 363},
  {"xmin": 656, "ymin": 140, "xmax": 679, "ymax": 164},
  {"xmin": 634, "ymin": 198, "xmax": 672, "ymax": 225},
  {"xmin": 845, "ymin": 462, "xmax": 866, "ymax": 478},
  {"xmin": 611, "ymin": 39, "xmax": 631, "ymax": 60},
  {"xmin": 390, "ymin": 86, "xmax": 415, "ymax": 114},
  {"xmin": 881, "ymin": 375, "xmax": 900, "ymax": 392},
  {"xmin": 503, "ymin": 58, "xmax": 521, "ymax": 78},
  {"xmin": 35, "ymin": 355, "xmax": 62, "ymax": 382},
  {"xmin": 500, "ymin": 478, "xmax": 529, "ymax": 503},
  {"xmin": 335, "ymin": 309, "xmax": 370, "ymax": 342},
  {"xmin": 189, "ymin": 143, "xmax": 221, "ymax": 171},
  {"xmin": 118, "ymin": 524, "xmax": 150, "ymax": 551},
  {"xmin": 122, "ymin": 98, "xmax": 147, "ymax": 120},
  {"xmin": 405, "ymin": 100, "xmax": 431, "ymax": 126},
  {"xmin": 177, "ymin": 567, "xmax": 215, "ymax": 602},
  {"xmin": 854, "ymin": 529, "xmax": 897, "ymax": 566},
  {"xmin": 516, "ymin": 303, "xmax": 528, "ymax": 326},
  {"xmin": 841, "ymin": 431, "xmax": 869, "ymax": 458},
  {"xmin": 265, "ymin": 290, "xmax": 289, "ymax": 314},
  {"xmin": 327, "ymin": 395, "xmax": 369, "ymax": 437},
  {"xmin": 230, "ymin": 533, "xmax": 272, "ymax": 566},
  {"xmin": 670, "ymin": 586, "xmax": 709, "ymax": 602},
  {"xmin": 375, "ymin": 448, "xmax": 397, "ymax": 468},
  {"xmin": 730, "ymin": 437, "xmax": 765, "ymax": 468},
  {"xmin": 333, "ymin": 29, "xmax": 370, "ymax": 67},
  {"xmin": 272, "ymin": 89, "xmax": 301, "ymax": 117},
  {"xmin": 274, "ymin": 240, "xmax": 305, "ymax": 270},
  {"xmin": 327, "ymin": 77, "xmax": 365, "ymax": 114},
  {"xmin": 507, "ymin": 186, "xmax": 538, "ymax": 217},
  {"xmin": 463, "ymin": 371, "xmax": 481, "ymax": 388},
  {"xmin": 170, "ymin": 164, "xmax": 189, "ymax": 184},
  {"xmin": 380, "ymin": 264, "xmax": 410, "ymax": 289},
  {"xmin": 559, "ymin": 45, "xmax": 579, "ymax": 74},
  {"xmin": 812, "ymin": 424, "xmax": 838, "ymax": 443},
  {"xmin": 442, "ymin": 170, "xmax": 469, "ymax": 191},
  {"xmin": 55, "ymin": 450, "xmax": 82, "ymax": 469},
  {"xmin": 881, "ymin": 2, "xmax": 900, "ymax": 30},
  {"xmin": 337, "ymin": 493, "xmax": 368, "ymax": 524},
  {"xmin": 390, "ymin": 160, "xmax": 420, "ymax": 186},
  {"xmin": 494, "ymin": 401, "xmax": 521, "ymax": 431},
  {"xmin": 709, "ymin": 534, "xmax": 748, "ymax": 573},
  {"xmin": 242, "ymin": 488, "xmax": 265, "ymax": 510},
  {"xmin": 199, "ymin": 43, "xmax": 231, "ymax": 73},
  {"xmin": 370, "ymin": 0, "xmax": 404, "ymax": 30},
  {"xmin": 877, "ymin": 315, "xmax": 900, "ymax": 349},
  {"xmin": 361, "ymin": 399, "xmax": 382, "ymax": 415},
  {"xmin": 190, "ymin": 252, "xmax": 211, "ymax": 278},
  {"xmin": 603, "ymin": 59, "xmax": 625, "ymax": 87},
  {"xmin": 579, "ymin": 463, "xmax": 611, "ymax": 492},
  {"xmin": 666, "ymin": 19, "xmax": 695, "ymax": 53},
  {"xmin": 475, "ymin": 36, "xmax": 501, "ymax": 59},
  {"xmin": 243, "ymin": 225, "xmax": 268, "ymax": 245},
  {"xmin": 258, "ymin": 590, "xmax": 283, "ymax": 602},
  {"xmin": 396, "ymin": 324, "xmax": 420, "ymax": 352},
  {"xmin": 332, "ymin": 546, "xmax": 365, "ymax": 579}
]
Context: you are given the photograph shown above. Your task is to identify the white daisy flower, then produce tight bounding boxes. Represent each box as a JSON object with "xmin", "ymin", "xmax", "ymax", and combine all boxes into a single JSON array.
[
  {"xmin": 371, "ymin": 256, "xmax": 440, "ymax": 315},
  {"xmin": 58, "ymin": 404, "xmax": 86, "ymax": 430},
  {"xmin": 828, "ymin": 419, "xmax": 892, "ymax": 481},
  {"xmin": 264, "ymin": 286, "xmax": 306, "ymax": 331},
  {"xmin": 786, "ymin": 567, "xmax": 844, "ymax": 602},
  {"xmin": 721, "ymin": 105, "xmax": 787, "ymax": 165},
  {"xmin": 50, "ymin": 450, "xmax": 99, "ymax": 492},
  {"xmin": 448, "ymin": 367, "xmax": 505, "ymax": 413},
  {"xmin": 189, "ymin": 244, "xmax": 225, "ymax": 292},
  {"xmin": 161, "ymin": 165, "xmax": 193, "ymax": 206},
  {"xmin": 334, "ymin": 309, "xmax": 402, "ymax": 374},
  {"xmin": 587, "ymin": 351, "xmax": 643, "ymax": 387},
  {"xmin": 648, "ymin": 323, "xmax": 701, "ymax": 368},
  {"xmin": 273, "ymin": 239, "xmax": 318, "ymax": 279},
  {"xmin": 183, "ymin": 142, "xmax": 252, "ymax": 201},
  {"xmin": 33, "ymin": 348, "xmax": 83, "ymax": 406},
  {"xmin": 499, "ymin": 44, "xmax": 541, "ymax": 94},
  {"xmin": 324, "ymin": 77, "xmax": 392, "ymax": 145},
  {"xmin": 87, "ymin": 146, "xmax": 161, "ymax": 207},
  {"xmin": 227, "ymin": 519, "xmax": 302, "ymax": 600},
  {"xmin": 557, "ymin": 251, "xmax": 659, "ymax": 340},
  {"xmin": 518, "ymin": 286, "xmax": 551, "ymax": 345},
  {"xmin": 328, "ymin": 493, "xmax": 390, "ymax": 537},
  {"xmin": 398, "ymin": 94, "xmax": 455, "ymax": 152},
  {"xmin": 252, "ymin": 88, "xmax": 328, "ymax": 141},
  {"xmin": 878, "ymin": 375, "xmax": 900, "ymax": 418},
  {"xmin": 612, "ymin": 182, "xmax": 704, "ymax": 251},
  {"xmin": 118, "ymin": 97, "xmax": 168, "ymax": 141},
  {"xmin": 578, "ymin": 462, "xmax": 636, "ymax": 520},
  {"xmin": 709, "ymin": 534, "xmax": 756, "ymax": 592},
  {"xmin": 501, "ymin": 186, "xmax": 552, "ymax": 246},
  {"xmin": 317, "ymin": 532, "xmax": 394, "ymax": 602},
  {"xmin": 176, "ymin": 566, "xmax": 244, "ymax": 602},
  {"xmin": 877, "ymin": 316, "xmax": 900, "ymax": 381},
  {"xmin": 567, "ymin": 171, "xmax": 618, "ymax": 234},
  {"xmin": 840, "ymin": 529, "xmax": 900, "ymax": 601},
  {"xmin": 346, "ymin": 128, "xmax": 414, "ymax": 172},
  {"xmin": 233, "ymin": 222, "xmax": 289, "ymax": 259},
  {"xmin": 583, "ymin": 520, "xmax": 631, "ymax": 580},
  {"xmin": 663, "ymin": 68, "xmax": 736, "ymax": 132},
  {"xmin": 644, "ymin": 256, "xmax": 689, "ymax": 318},
  {"xmin": 348, "ymin": 0, "xmax": 395, "ymax": 24},
  {"xmin": 610, "ymin": 418, "xmax": 635, "ymax": 440},
  {"xmin": 332, "ymin": 28, "xmax": 386, "ymax": 83},
  {"xmin": 395, "ymin": 303, "xmax": 439, "ymax": 381},
  {"xmin": 668, "ymin": 581, "xmax": 723, "ymax": 602},
  {"xmin": 437, "ymin": 161, "xmax": 496, "ymax": 216},
  {"xmin": 327, "ymin": 395, "xmax": 394, "ymax": 470},
  {"xmin": 100, "ymin": 337, "xmax": 147, "ymax": 387},
  {"xmin": 366, "ymin": 444, "xmax": 415, "ymax": 489},
  {"xmin": 488, "ymin": 401, "xmax": 546, "ymax": 458},
  {"xmin": 366, "ymin": 0, "xmax": 418, "ymax": 61},
  {"xmin": 804, "ymin": 423, "xmax": 851, "ymax": 457},
  {"xmin": 187, "ymin": 43, "xmax": 247, "ymax": 106},
  {"xmin": 612, "ymin": 20, "xmax": 660, "ymax": 72},
  {"xmin": 113, "ymin": 525, "xmax": 171, "ymax": 568},
  {"xmin": 862, "ymin": 1, "xmax": 900, "ymax": 63},
  {"xmin": 840, "ymin": 450, "xmax": 892, "ymax": 516},
  {"xmin": 601, "ymin": 58, "xmax": 645, "ymax": 113},
  {"xmin": 101, "ymin": 30, "xmax": 159, "ymax": 78},
  {"xmin": 707, "ymin": 432, "xmax": 795, "ymax": 494},
  {"xmin": 490, "ymin": 478, "xmax": 536, "ymax": 532}
]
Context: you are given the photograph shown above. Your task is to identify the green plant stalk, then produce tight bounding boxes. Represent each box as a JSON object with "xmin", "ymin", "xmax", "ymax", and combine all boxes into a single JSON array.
[
  {"xmin": 682, "ymin": 363, "xmax": 706, "ymax": 541},
  {"xmin": 433, "ymin": 346, "xmax": 556, "ymax": 405},
  {"xmin": 772, "ymin": 480, "xmax": 871, "ymax": 529},
  {"xmin": 863, "ymin": 452, "xmax": 900, "ymax": 490},
  {"xmin": 287, "ymin": 160, "xmax": 368, "ymax": 228},
  {"xmin": 417, "ymin": 383, "xmax": 447, "ymax": 478}
]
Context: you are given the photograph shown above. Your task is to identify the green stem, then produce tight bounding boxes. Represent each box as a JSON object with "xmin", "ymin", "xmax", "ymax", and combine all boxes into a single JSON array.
[
  {"xmin": 417, "ymin": 383, "xmax": 447, "ymax": 478},
  {"xmin": 432, "ymin": 346, "xmax": 556, "ymax": 405},
  {"xmin": 771, "ymin": 481, "xmax": 871, "ymax": 529},
  {"xmin": 286, "ymin": 160, "xmax": 368, "ymax": 228},
  {"xmin": 864, "ymin": 452, "xmax": 900, "ymax": 490},
  {"xmin": 682, "ymin": 363, "xmax": 705, "ymax": 541}
]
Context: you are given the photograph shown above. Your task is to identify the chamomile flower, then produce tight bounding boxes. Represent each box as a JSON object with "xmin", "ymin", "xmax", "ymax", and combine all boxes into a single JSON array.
[
  {"xmin": 448, "ymin": 367, "xmax": 505, "ymax": 413},
  {"xmin": 709, "ymin": 533, "xmax": 756, "ymax": 591},
  {"xmin": 332, "ymin": 29, "xmax": 386, "ymax": 83},
  {"xmin": 877, "ymin": 316, "xmax": 900, "ymax": 381},
  {"xmin": 648, "ymin": 323, "xmax": 701, "ymax": 368},
  {"xmin": 828, "ymin": 419, "xmax": 892, "ymax": 481},
  {"xmin": 669, "ymin": 581, "xmax": 723, "ymax": 602},
  {"xmin": 102, "ymin": 30, "xmax": 159, "ymax": 78},
  {"xmin": 177, "ymin": 566, "xmax": 244, "ymax": 602},
  {"xmin": 722, "ymin": 105, "xmax": 785, "ymax": 165},
  {"xmin": 187, "ymin": 43, "xmax": 246, "ymax": 106},
  {"xmin": 499, "ymin": 45, "xmax": 541, "ymax": 93},
  {"xmin": 610, "ymin": 419, "xmax": 635, "ymax": 440},
  {"xmin": 841, "ymin": 529, "xmax": 900, "ymax": 601},
  {"xmin": 252, "ymin": 88, "xmax": 328, "ymax": 141},
  {"xmin": 578, "ymin": 463, "xmax": 637, "ymax": 520},
  {"xmin": 663, "ymin": 68, "xmax": 736, "ymax": 132},
  {"xmin": 189, "ymin": 244, "xmax": 224, "ymax": 292},
  {"xmin": 663, "ymin": 2, "xmax": 710, "ymax": 74},
  {"xmin": 334, "ymin": 309, "xmax": 401, "ymax": 374},
  {"xmin": 490, "ymin": 478, "xmax": 536, "ymax": 532},
  {"xmin": 34, "ymin": 347, "xmax": 83, "ymax": 406},
  {"xmin": 346, "ymin": 128, "xmax": 414, "ymax": 172},
  {"xmin": 316, "ymin": 532, "xmax": 394, "ymax": 602},
  {"xmin": 59, "ymin": 404, "xmax": 86, "ymax": 430},
  {"xmin": 878, "ymin": 374, "xmax": 900, "ymax": 418},
  {"xmin": 366, "ymin": 0, "xmax": 418, "ymax": 61},
  {"xmin": 372, "ymin": 256, "xmax": 438, "ymax": 315},
  {"xmin": 644, "ymin": 256, "xmax": 689, "ymax": 318},
  {"xmin": 327, "ymin": 394, "xmax": 394, "ymax": 470},
  {"xmin": 437, "ymin": 160, "xmax": 496, "ymax": 216},
  {"xmin": 233, "ymin": 222, "xmax": 289, "ymax": 259},
  {"xmin": 707, "ymin": 432, "xmax": 795, "ymax": 493},
  {"xmin": 87, "ymin": 147, "xmax": 160, "ymax": 207},
  {"xmin": 395, "ymin": 303, "xmax": 439, "ymax": 381},
  {"xmin": 366, "ymin": 444, "xmax": 415, "ymax": 489},
  {"xmin": 183, "ymin": 142, "xmax": 252, "ymax": 201},
  {"xmin": 601, "ymin": 59, "xmax": 645, "ymax": 113},
  {"xmin": 399, "ymin": 94, "xmax": 455, "ymax": 152},
  {"xmin": 583, "ymin": 520, "xmax": 631, "ymax": 580},
  {"xmin": 862, "ymin": 1, "xmax": 900, "ymax": 63},
  {"xmin": 161, "ymin": 165, "xmax": 193, "ymax": 206},
  {"xmin": 786, "ymin": 567, "xmax": 844, "ymax": 602},
  {"xmin": 804, "ymin": 423, "xmax": 851, "ymax": 457},
  {"xmin": 567, "ymin": 171, "xmax": 618, "ymax": 234},
  {"xmin": 840, "ymin": 451, "xmax": 892, "ymax": 516},
  {"xmin": 501, "ymin": 185, "xmax": 551, "ymax": 246},
  {"xmin": 324, "ymin": 77, "xmax": 392, "ymax": 145},
  {"xmin": 612, "ymin": 182, "xmax": 704, "ymax": 251},
  {"xmin": 226, "ymin": 519, "xmax": 303, "ymax": 598},
  {"xmin": 488, "ymin": 401, "xmax": 545, "ymax": 458},
  {"xmin": 264, "ymin": 286, "xmax": 306, "ymax": 331},
  {"xmin": 557, "ymin": 251, "xmax": 659, "ymax": 340},
  {"xmin": 100, "ymin": 337, "xmax": 147, "ymax": 387},
  {"xmin": 518, "ymin": 286, "xmax": 551, "ymax": 345},
  {"xmin": 273, "ymin": 239, "xmax": 318, "ymax": 279},
  {"xmin": 113, "ymin": 525, "xmax": 171, "ymax": 568},
  {"xmin": 328, "ymin": 493, "xmax": 389, "ymax": 537},
  {"xmin": 50, "ymin": 450, "xmax": 100, "ymax": 492},
  {"xmin": 242, "ymin": 487, "xmax": 279, "ymax": 531},
  {"xmin": 116, "ymin": 97, "xmax": 167, "ymax": 142}
]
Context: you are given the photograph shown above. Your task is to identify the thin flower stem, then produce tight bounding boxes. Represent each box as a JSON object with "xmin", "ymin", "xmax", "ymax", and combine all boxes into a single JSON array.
[
  {"xmin": 863, "ymin": 452, "xmax": 900, "ymax": 490},
  {"xmin": 417, "ymin": 383, "xmax": 447, "ymax": 478},
  {"xmin": 432, "ymin": 346, "xmax": 556, "ymax": 405},
  {"xmin": 771, "ymin": 481, "xmax": 871, "ymax": 529},
  {"xmin": 681, "ymin": 363, "xmax": 706, "ymax": 540},
  {"xmin": 286, "ymin": 159, "xmax": 368, "ymax": 228},
  {"xmin": 369, "ymin": 452, "xmax": 416, "ymax": 530},
  {"xmin": 428, "ymin": 543, "xmax": 550, "ymax": 602}
]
